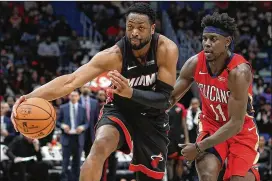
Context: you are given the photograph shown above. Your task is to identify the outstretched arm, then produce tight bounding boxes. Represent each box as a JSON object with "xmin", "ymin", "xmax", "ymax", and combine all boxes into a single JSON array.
[
  {"xmin": 198, "ymin": 63, "xmax": 252, "ymax": 151},
  {"xmin": 25, "ymin": 46, "xmax": 121, "ymax": 101},
  {"xmin": 11, "ymin": 46, "xmax": 122, "ymax": 130}
]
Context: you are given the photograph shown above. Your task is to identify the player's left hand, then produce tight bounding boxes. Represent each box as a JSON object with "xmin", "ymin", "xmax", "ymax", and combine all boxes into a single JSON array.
[
  {"xmin": 76, "ymin": 126, "xmax": 85, "ymax": 134},
  {"xmin": 179, "ymin": 143, "xmax": 199, "ymax": 162},
  {"xmin": 107, "ymin": 70, "xmax": 133, "ymax": 98}
]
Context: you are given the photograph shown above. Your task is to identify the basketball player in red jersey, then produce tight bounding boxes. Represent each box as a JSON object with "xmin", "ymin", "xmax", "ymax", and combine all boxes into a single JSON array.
[
  {"xmin": 170, "ymin": 12, "xmax": 260, "ymax": 181},
  {"xmin": 11, "ymin": 3, "xmax": 178, "ymax": 181}
]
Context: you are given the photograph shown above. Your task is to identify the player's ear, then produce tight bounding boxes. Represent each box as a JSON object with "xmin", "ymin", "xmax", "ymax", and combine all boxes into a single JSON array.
[
  {"xmin": 225, "ymin": 36, "xmax": 232, "ymax": 48},
  {"xmin": 151, "ymin": 24, "xmax": 155, "ymax": 34}
]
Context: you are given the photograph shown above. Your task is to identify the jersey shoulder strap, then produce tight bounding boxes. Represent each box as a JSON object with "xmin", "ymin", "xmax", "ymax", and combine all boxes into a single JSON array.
[{"xmin": 226, "ymin": 53, "xmax": 252, "ymax": 72}]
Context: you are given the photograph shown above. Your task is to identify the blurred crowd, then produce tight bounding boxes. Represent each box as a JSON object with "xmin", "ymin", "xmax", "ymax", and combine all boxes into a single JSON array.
[{"xmin": 0, "ymin": 1, "xmax": 271, "ymax": 181}]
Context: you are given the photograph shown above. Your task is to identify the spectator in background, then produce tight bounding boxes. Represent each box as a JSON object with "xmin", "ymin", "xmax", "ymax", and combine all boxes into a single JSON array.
[
  {"xmin": 253, "ymin": 77, "xmax": 265, "ymax": 96},
  {"xmin": 37, "ymin": 35, "xmax": 60, "ymax": 73},
  {"xmin": 24, "ymin": 2, "xmax": 38, "ymax": 13},
  {"xmin": 26, "ymin": 70, "xmax": 40, "ymax": 92},
  {"xmin": 6, "ymin": 96, "xmax": 15, "ymax": 117},
  {"xmin": 53, "ymin": 98, "xmax": 64, "ymax": 115},
  {"xmin": 6, "ymin": 96, "xmax": 15, "ymax": 108},
  {"xmin": 256, "ymin": 102, "xmax": 272, "ymax": 135},
  {"xmin": 37, "ymin": 35, "xmax": 60, "ymax": 57},
  {"xmin": 186, "ymin": 98, "xmax": 201, "ymax": 143},
  {"xmin": 260, "ymin": 86, "xmax": 272, "ymax": 105},
  {"xmin": 96, "ymin": 89, "xmax": 107, "ymax": 109},
  {"xmin": 21, "ymin": 15, "xmax": 40, "ymax": 41},
  {"xmin": 1, "ymin": 102, "xmax": 16, "ymax": 145},
  {"xmin": 9, "ymin": 7, "xmax": 22, "ymax": 29},
  {"xmin": 40, "ymin": 2, "xmax": 54, "ymax": 16},
  {"xmin": 258, "ymin": 136, "xmax": 271, "ymax": 180},
  {"xmin": 56, "ymin": 91, "xmax": 88, "ymax": 181},
  {"xmin": 166, "ymin": 102, "xmax": 188, "ymax": 181},
  {"xmin": 79, "ymin": 83, "xmax": 100, "ymax": 158},
  {"xmin": 54, "ymin": 16, "xmax": 72, "ymax": 37},
  {"xmin": 6, "ymin": 135, "xmax": 50, "ymax": 181}
]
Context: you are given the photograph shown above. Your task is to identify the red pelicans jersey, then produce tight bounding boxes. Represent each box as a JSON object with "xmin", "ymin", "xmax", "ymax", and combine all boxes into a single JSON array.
[{"xmin": 194, "ymin": 51, "xmax": 254, "ymax": 124}]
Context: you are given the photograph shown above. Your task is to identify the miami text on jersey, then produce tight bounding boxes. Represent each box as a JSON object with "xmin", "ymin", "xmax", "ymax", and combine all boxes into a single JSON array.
[{"xmin": 128, "ymin": 72, "xmax": 157, "ymax": 87}]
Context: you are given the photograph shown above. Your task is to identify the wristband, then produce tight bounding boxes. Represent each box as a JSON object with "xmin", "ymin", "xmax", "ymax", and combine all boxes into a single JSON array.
[{"xmin": 195, "ymin": 142, "xmax": 203, "ymax": 154}]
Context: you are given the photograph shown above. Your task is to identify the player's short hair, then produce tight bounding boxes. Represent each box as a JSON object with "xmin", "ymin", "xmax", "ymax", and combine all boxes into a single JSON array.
[
  {"xmin": 201, "ymin": 12, "xmax": 237, "ymax": 36},
  {"xmin": 126, "ymin": 2, "xmax": 156, "ymax": 24}
]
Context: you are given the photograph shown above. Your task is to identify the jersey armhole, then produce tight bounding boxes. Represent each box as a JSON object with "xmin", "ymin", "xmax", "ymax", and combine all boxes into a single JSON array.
[
  {"xmin": 193, "ymin": 51, "xmax": 204, "ymax": 80},
  {"xmin": 116, "ymin": 38, "xmax": 126, "ymax": 74}
]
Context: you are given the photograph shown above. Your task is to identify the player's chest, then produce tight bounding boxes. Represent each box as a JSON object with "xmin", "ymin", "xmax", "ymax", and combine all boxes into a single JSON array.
[
  {"xmin": 195, "ymin": 72, "xmax": 230, "ymax": 104},
  {"xmin": 123, "ymin": 58, "xmax": 158, "ymax": 88}
]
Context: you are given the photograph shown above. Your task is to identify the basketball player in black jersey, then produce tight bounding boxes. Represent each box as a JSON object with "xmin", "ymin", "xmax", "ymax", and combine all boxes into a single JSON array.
[{"xmin": 11, "ymin": 3, "xmax": 179, "ymax": 181}]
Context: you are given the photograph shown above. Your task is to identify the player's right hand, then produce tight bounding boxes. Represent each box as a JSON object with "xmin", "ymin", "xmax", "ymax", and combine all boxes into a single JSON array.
[
  {"xmin": 11, "ymin": 95, "xmax": 27, "ymax": 132},
  {"xmin": 61, "ymin": 124, "xmax": 70, "ymax": 133}
]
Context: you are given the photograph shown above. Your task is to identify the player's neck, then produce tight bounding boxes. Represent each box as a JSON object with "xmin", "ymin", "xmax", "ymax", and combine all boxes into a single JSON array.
[
  {"xmin": 132, "ymin": 41, "xmax": 151, "ymax": 60},
  {"xmin": 208, "ymin": 50, "xmax": 231, "ymax": 75}
]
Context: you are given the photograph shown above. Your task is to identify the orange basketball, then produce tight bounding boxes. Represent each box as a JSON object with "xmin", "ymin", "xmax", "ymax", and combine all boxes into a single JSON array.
[{"xmin": 15, "ymin": 97, "xmax": 56, "ymax": 139}]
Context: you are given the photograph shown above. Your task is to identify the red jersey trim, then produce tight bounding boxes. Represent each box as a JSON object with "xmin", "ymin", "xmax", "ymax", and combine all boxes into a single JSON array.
[
  {"xmin": 176, "ymin": 103, "xmax": 187, "ymax": 118},
  {"xmin": 108, "ymin": 116, "xmax": 133, "ymax": 154},
  {"xmin": 129, "ymin": 163, "xmax": 165, "ymax": 179}
]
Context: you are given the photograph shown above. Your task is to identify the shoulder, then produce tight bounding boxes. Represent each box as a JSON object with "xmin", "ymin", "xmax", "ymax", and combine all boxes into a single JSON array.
[
  {"xmin": 60, "ymin": 103, "xmax": 69, "ymax": 109},
  {"xmin": 228, "ymin": 63, "xmax": 252, "ymax": 84},
  {"xmin": 233, "ymin": 53, "xmax": 247, "ymax": 61},
  {"xmin": 185, "ymin": 54, "xmax": 199, "ymax": 68},
  {"xmin": 228, "ymin": 63, "xmax": 252, "ymax": 92},
  {"xmin": 179, "ymin": 54, "xmax": 199, "ymax": 79},
  {"xmin": 90, "ymin": 98, "xmax": 98, "ymax": 104},
  {"xmin": 78, "ymin": 104, "xmax": 85, "ymax": 110},
  {"xmin": 157, "ymin": 35, "xmax": 179, "ymax": 55},
  {"xmin": 97, "ymin": 45, "xmax": 122, "ymax": 59},
  {"xmin": 94, "ymin": 45, "xmax": 123, "ymax": 70},
  {"xmin": 156, "ymin": 35, "xmax": 179, "ymax": 66}
]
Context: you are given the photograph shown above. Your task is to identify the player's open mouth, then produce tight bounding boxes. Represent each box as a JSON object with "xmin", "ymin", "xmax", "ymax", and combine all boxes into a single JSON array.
[
  {"xmin": 131, "ymin": 39, "xmax": 140, "ymax": 43},
  {"xmin": 204, "ymin": 50, "xmax": 213, "ymax": 56},
  {"xmin": 204, "ymin": 49, "xmax": 212, "ymax": 53}
]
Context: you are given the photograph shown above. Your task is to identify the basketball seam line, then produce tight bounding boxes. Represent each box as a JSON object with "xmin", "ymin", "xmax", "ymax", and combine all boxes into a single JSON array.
[
  {"xmin": 17, "ymin": 103, "xmax": 51, "ymax": 119},
  {"xmin": 44, "ymin": 100, "xmax": 52, "ymax": 115},
  {"xmin": 22, "ymin": 122, "xmax": 55, "ymax": 138},
  {"xmin": 16, "ymin": 116, "xmax": 55, "ymax": 134},
  {"xmin": 45, "ymin": 100, "xmax": 57, "ymax": 123}
]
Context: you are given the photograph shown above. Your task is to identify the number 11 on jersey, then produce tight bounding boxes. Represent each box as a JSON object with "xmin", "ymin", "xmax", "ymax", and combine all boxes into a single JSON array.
[{"xmin": 210, "ymin": 104, "xmax": 226, "ymax": 121}]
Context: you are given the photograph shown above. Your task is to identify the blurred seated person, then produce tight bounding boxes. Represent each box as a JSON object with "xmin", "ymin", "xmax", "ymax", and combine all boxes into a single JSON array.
[
  {"xmin": 6, "ymin": 135, "xmax": 50, "ymax": 181},
  {"xmin": 258, "ymin": 135, "xmax": 271, "ymax": 180},
  {"xmin": 37, "ymin": 35, "xmax": 60, "ymax": 73},
  {"xmin": 6, "ymin": 96, "xmax": 15, "ymax": 117},
  {"xmin": 1, "ymin": 102, "xmax": 16, "ymax": 145}
]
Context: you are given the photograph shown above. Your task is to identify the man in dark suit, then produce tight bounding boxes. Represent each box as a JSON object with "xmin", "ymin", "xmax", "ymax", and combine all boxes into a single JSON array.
[
  {"xmin": 1, "ymin": 102, "xmax": 16, "ymax": 145},
  {"xmin": 79, "ymin": 83, "xmax": 100, "ymax": 158},
  {"xmin": 56, "ymin": 91, "xmax": 89, "ymax": 181}
]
